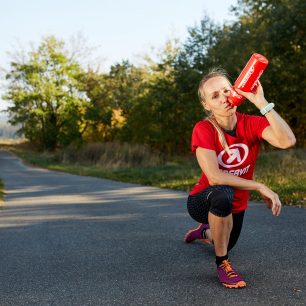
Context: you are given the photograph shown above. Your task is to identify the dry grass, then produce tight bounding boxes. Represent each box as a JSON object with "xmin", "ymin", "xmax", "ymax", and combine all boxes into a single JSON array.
[
  {"xmin": 1, "ymin": 139, "xmax": 305, "ymax": 207},
  {"xmin": 61, "ymin": 142, "xmax": 163, "ymax": 168},
  {"xmin": 0, "ymin": 138, "xmax": 27, "ymax": 145}
]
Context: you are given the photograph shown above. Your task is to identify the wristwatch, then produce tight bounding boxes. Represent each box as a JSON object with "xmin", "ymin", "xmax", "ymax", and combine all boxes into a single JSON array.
[{"xmin": 260, "ymin": 103, "xmax": 275, "ymax": 115}]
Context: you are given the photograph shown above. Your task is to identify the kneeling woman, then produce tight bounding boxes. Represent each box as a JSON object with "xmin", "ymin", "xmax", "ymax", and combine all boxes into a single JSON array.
[{"xmin": 184, "ymin": 68, "xmax": 296, "ymax": 289}]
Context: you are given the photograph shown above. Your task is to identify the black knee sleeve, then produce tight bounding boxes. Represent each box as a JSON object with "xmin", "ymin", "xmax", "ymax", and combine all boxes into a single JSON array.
[
  {"xmin": 186, "ymin": 185, "xmax": 234, "ymax": 224},
  {"xmin": 208, "ymin": 187, "xmax": 233, "ymax": 217}
]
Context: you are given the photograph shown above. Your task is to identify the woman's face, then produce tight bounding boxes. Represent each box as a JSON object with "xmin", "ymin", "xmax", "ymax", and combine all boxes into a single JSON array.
[{"xmin": 201, "ymin": 76, "xmax": 236, "ymax": 117}]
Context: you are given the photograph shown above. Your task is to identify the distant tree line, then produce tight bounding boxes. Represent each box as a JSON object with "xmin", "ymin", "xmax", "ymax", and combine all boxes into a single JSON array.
[{"xmin": 2, "ymin": 0, "xmax": 305, "ymax": 153}]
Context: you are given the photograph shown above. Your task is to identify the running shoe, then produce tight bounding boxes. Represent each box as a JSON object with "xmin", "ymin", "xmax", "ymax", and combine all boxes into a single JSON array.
[
  {"xmin": 217, "ymin": 259, "xmax": 246, "ymax": 289},
  {"xmin": 184, "ymin": 223, "xmax": 211, "ymax": 244}
]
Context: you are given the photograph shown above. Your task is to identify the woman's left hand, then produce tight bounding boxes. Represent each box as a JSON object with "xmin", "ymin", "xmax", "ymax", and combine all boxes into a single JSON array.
[
  {"xmin": 235, "ymin": 81, "xmax": 268, "ymax": 109},
  {"xmin": 258, "ymin": 184, "xmax": 282, "ymax": 216}
]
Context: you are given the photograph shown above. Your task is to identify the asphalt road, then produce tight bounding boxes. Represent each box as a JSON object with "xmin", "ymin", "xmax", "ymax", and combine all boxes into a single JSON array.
[{"xmin": 0, "ymin": 150, "xmax": 305, "ymax": 306}]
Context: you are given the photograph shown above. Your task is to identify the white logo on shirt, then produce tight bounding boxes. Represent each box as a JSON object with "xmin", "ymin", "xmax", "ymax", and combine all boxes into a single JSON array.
[{"xmin": 218, "ymin": 143, "xmax": 249, "ymax": 168}]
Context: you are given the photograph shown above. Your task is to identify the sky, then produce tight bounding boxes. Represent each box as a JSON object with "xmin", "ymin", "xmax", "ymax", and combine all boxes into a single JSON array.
[{"xmin": 0, "ymin": 0, "xmax": 238, "ymax": 111}]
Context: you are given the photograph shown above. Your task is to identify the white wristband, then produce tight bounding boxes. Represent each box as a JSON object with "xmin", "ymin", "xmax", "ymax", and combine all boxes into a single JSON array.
[{"xmin": 260, "ymin": 102, "xmax": 275, "ymax": 115}]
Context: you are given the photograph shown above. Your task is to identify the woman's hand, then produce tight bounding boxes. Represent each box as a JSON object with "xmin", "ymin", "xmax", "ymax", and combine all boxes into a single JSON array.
[
  {"xmin": 235, "ymin": 81, "xmax": 268, "ymax": 110},
  {"xmin": 257, "ymin": 184, "xmax": 282, "ymax": 216}
]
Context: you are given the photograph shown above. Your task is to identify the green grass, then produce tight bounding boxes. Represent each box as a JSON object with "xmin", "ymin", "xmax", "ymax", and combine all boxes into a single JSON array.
[
  {"xmin": 0, "ymin": 179, "xmax": 4, "ymax": 206},
  {"xmin": 1, "ymin": 141, "xmax": 306, "ymax": 207},
  {"xmin": 251, "ymin": 149, "xmax": 306, "ymax": 207}
]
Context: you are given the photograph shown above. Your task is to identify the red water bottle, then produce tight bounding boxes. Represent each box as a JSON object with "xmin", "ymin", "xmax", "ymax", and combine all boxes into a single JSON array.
[{"xmin": 228, "ymin": 53, "xmax": 269, "ymax": 106}]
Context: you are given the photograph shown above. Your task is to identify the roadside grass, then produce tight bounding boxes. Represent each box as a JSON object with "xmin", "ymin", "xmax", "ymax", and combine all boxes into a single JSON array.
[
  {"xmin": 251, "ymin": 149, "xmax": 306, "ymax": 206},
  {"xmin": 1, "ymin": 140, "xmax": 305, "ymax": 207},
  {"xmin": 0, "ymin": 179, "xmax": 4, "ymax": 207}
]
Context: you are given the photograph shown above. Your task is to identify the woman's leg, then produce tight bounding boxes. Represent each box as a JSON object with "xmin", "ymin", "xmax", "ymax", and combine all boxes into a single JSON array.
[
  {"xmin": 227, "ymin": 211, "xmax": 245, "ymax": 252},
  {"xmin": 184, "ymin": 187, "xmax": 214, "ymax": 243},
  {"xmin": 209, "ymin": 212, "xmax": 232, "ymax": 256},
  {"xmin": 197, "ymin": 207, "xmax": 245, "ymax": 252},
  {"xmin": 205, "ymin": 187, "xmax": 233, "ymax": 257},
  {"xmin": 200, "ymin": 188, "xmax": 246, "ymax": 289},
  {"xmin": 205, "ymin": 186, "xmax": 234, "ymax": 253},
  {"xmin": 185, "ymin": 185, "xmax": 233, "ymax": 243}
]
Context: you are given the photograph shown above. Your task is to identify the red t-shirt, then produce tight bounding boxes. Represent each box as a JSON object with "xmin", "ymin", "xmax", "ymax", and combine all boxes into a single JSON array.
[{"xmin": 190, "ymin": 112, "xmax": 270, "ymax": 213}]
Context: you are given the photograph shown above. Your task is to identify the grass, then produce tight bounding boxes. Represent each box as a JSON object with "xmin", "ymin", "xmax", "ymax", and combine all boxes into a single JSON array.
[
  {"xmin": 251, "ymin": 149, "xmax": 306, "ymax": 206},
  {"xmin": 1, "ymin": 140, "xmax": 305, "ymax": 207},
  {"xmin": 0, "ymin": 179, "xmax": 4, "ymax": 207}
]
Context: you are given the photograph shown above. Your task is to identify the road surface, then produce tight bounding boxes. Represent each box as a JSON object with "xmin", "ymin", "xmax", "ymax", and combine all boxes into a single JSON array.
[{"xmin": 0, "ymin": 150, "xmax": 305, "ymax": 305}]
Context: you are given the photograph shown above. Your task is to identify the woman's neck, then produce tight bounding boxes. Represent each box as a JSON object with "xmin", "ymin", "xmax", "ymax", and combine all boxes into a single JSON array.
[{"xmin": 213, "ymin": 114, "xmax": 237, "ymax": 130}]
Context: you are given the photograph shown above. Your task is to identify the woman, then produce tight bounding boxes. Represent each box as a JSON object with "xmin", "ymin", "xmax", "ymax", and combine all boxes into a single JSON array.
[{"xmin": 184, "ymin": 68, "xmax": 296, "ymax": 289}]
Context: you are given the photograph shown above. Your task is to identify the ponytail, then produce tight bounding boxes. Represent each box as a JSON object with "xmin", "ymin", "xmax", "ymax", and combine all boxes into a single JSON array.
[{"xmin": 207, "ymin": 116, "xmax": 232, "ymax": 156}]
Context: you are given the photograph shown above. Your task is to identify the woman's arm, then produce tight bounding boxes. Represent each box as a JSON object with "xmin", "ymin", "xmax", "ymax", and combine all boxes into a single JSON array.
[
  {"xmin": 236, "ymin": 82, "xmax": 296, "ymax": 149},
  {"xmin": 196, "ymin": 147, "xmax": 282, "ymax": 216},
  {"xmin": 261, "ymin": 110, "xmax": 296, "ymax": 148}
]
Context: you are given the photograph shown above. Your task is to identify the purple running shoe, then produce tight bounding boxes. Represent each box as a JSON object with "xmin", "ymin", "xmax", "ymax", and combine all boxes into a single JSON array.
[
  {"xmin": 184, "ymin": 223, "xmax": 211, "ymax": 244},
  {"xmin": 217, "ymin": 260, "xmax": 246, "ymax": 289}
]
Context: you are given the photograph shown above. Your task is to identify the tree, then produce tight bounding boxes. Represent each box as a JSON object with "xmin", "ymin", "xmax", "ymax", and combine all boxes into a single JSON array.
[
  {"xmin": 176, "ymin": 1, "xmax": 306, "ymax": 146},
  {"xmin": 229, "ymin": 0, "xmax": 306, "ymax": 145},
  {"xmin": 3, "ymin": 36, "xmax": 89, "ymax": 149},
  {"xmin": 121, "ymin": 41, "xmax": 189, "ymax": 155},
  {"xmin": 79, "ymin": 60, "xmax": 145, "ymax": 142}
]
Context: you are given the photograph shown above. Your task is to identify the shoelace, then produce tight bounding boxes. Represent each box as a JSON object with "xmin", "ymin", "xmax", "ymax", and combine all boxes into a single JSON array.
[{"xmin": 220, "ymin": 260, "xmax": 238, "ymax": 278}]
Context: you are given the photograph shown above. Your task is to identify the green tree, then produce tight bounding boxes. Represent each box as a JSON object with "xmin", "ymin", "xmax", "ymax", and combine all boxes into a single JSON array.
[
  {"xmin": 121, "ymin": 41, "xmax": 189, "ymax": 155},
  {"xmin": 211, "ymin": 0, "xmax": 306, "ymax": 144},
  {"xmin": 3, "ymin": 36, "xmax": 88, "ymax": 149},
  {"xmin": 176, "ymin": 0, "xmax": 305, "ymax": 146},
  {"xmin": 238, "ymin": 0, "xmax": 306, "ymax": 146},
  {"xmin": 79, "ymin": 60, "xmax": 145, "ymax": 142},
  {"xmin": 78, "ymin": 68, "xmax": 114, "ymax": 141}
]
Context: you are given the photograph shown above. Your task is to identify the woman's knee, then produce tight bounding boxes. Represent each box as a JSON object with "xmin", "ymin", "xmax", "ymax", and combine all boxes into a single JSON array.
[{"xmin": 208, "ymin": 187, "xmax": 234, "ymax": 217}]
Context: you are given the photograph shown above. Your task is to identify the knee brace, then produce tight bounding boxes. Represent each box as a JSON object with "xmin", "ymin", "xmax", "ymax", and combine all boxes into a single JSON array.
[{"xmin": 208, "ymin": 187, "xmax": 233, "ymax": 217}]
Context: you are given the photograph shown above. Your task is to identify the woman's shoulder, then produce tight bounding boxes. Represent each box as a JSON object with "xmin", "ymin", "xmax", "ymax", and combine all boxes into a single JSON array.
[
  {"xmin": 193, "ymin": 119, "xmax": 215, "ymax": 133},
  {"xmin": 236, "ymin": 112, "xmax": 263, "ymax": 122},
  {"xmin": 194, "ymin": 118, "xmax": 212, "ymax": 128},
  {"xmin": 236, "ymin": 112, "xmax": 270, "ymax": 138}
]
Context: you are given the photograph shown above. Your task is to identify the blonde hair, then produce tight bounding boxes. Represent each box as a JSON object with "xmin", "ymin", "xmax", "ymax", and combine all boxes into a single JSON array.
[{"xmin": 198, "ymin": 68, "xmax": 233, "ymax": 156}]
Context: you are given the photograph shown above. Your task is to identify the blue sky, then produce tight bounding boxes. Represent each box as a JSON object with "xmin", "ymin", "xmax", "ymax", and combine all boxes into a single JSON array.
[{"xmin": 0, "ymin": 0, "xmax": 237, "ymax": 110}]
